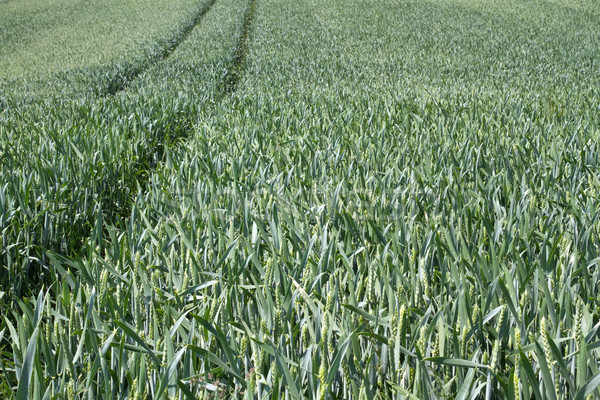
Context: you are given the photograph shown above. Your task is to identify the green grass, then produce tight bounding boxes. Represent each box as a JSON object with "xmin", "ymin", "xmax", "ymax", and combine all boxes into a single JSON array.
[{"xmin": 1, "ymin": 0, "xmax": 599, "ymax": 398}]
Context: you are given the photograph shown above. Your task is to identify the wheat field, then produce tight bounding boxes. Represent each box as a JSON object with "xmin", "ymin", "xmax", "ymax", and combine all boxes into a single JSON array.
[{"xmin": 1, "ymin": 0, "xmax": 599, "ymax": 398}]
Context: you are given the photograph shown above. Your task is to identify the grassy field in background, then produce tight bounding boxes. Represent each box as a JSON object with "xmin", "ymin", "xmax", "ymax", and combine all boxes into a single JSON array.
[{"xmin": 1, "ymin": 0, "xmax": 599, "ymax": 398}]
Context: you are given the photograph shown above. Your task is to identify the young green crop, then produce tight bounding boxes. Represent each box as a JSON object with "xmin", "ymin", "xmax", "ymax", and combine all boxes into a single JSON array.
[
  {"xmin": 0, "ymin": 0, "xmax": 230, "ymax": 299},
  {"xmin": 0, "ymin": 0, "xmax": 203, "ymax": 85},
  {"xmin": 1, "ymin": 0, "xmax": 600, "ymax": 398}
]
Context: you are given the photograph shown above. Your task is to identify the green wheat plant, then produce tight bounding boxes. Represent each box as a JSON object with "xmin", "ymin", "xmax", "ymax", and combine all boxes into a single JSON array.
[{"xmin": 1, "ymin": 0, "xmax": 599, "ymax": 398}]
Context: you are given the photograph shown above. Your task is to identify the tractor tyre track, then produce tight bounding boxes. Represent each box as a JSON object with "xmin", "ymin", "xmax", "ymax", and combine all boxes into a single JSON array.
[
  {"xmin": 223, "ymin": 0, "xmax": 257, "ymax": 94},
  {"xmin": 103, "ymin": 0, "xmax": 218, "ymax": 96}
]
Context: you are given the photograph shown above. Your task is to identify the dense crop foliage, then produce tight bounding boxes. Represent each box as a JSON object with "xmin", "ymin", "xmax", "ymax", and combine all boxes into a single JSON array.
[
  {"xmin": 1, "ymin": 0, "xmax": 600, "ymax": 398},
  {"xmin": 0, "ymin": 0, "xmax": 206, "ymax": 86},
  {"xmin": 0, "ymin": 0, "xmax": 238, "ymax": 298}
]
